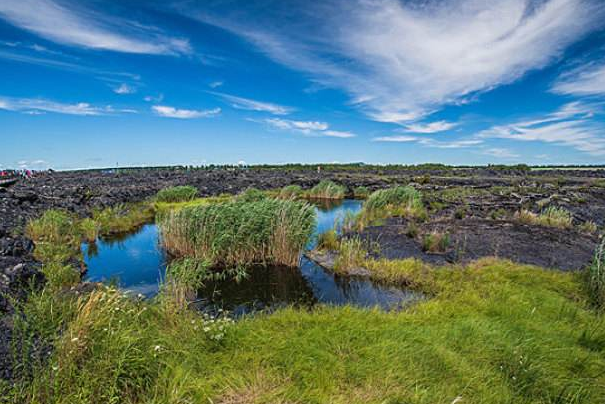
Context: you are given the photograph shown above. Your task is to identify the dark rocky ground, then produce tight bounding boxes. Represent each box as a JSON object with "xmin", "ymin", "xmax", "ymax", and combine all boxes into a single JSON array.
[{"xmin": 1, "ymin": 166, "xmax": 604, "ymax": 380}]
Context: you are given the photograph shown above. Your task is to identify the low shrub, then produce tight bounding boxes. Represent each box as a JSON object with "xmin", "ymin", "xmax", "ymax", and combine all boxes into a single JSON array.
[
  {"xmin": 279, "ymin": 184, "xmax": 303, "ymax": 199},
  {"xmin": 307, "ymin": 180, "xmax": 346, "ymax": 199},
  {"xmin": 422, "ymin": 231, "xmax": 450, "ymax": 253},
  {"xmin": 586, "ymin": 238, "xmax": 605, "ymax": 310},
  {"xmin": 156, "ymin": 185, "xmax": 198, "ymax": 203},
  {"xmin": 158, "ymin": 198, "xmax": 316, "ymax": 267}
]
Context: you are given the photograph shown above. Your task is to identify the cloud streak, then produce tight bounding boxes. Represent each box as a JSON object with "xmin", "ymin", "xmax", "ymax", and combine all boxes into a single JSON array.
[
  {"xmin": 0, "ymin": 0, "xmax": 191, "ymax": 55},
  {"xmin": 152, "ymin": 105, "xmax": 221, "ymax": 119},
  {"xmin": 551, "ymin": 60, "xmax": 605, "ymax": 97},
  {"xmin": 194, "ymin": 0, "xmax": 604, "ymax": 123},
  {"xmin": 210, "ymin": 91, "xmax": 293, "ymax": 115},
  {"xmin": 478, "ymin": 101, "xmax": 605, "ymax": 156},
  {"xmin": 264, "ymin": 118, "xmax": 355, "ymax": 138},
  {"xmin": 0, "ymin": 95, "xmax": 128, "ymax": 116}
]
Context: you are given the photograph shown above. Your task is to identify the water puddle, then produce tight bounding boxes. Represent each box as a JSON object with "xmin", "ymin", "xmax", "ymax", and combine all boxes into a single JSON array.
[{"xmin": 83, "ymin": 199, "xmax": 421, "ymax": 312}]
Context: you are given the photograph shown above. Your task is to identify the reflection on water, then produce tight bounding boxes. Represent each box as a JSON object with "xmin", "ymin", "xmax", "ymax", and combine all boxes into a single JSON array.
[{"xmin": 83, "ymin": 199, "xmax": 422, "ymax": 311}]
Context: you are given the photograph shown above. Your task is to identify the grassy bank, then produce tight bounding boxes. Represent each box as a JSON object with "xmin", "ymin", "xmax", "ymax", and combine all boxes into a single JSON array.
[
  {"xmin": 158, "ymin": 198, "xmax": 316, "ymax": 267},
  {"xmin": 7, "ymin": 197, "xmax": 605, "ymax": 403},
  {"xmin": 7, "ymin": 250, "xmax": 605, "ymax": 403},
  {"xmin": 307, "ymin": 180, "xmax": 346, "ymax": 199}
]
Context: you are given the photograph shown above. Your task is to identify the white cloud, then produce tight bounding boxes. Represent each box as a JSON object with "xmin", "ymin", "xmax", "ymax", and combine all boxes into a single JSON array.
[
  {"xmin": 323, "ymin": 130, "xmax": 355, "ymax": 138},
  {"xmin": 209, "ymin": 81, "xmax": 223, "ymax": 88},
  {"xmin": 144, "ymin": 94, "xmax": 164, "ymax": 103},
  {"xmin": 264, "ymin": 118, "xmax": 355, "ymax": 138},
  {"xmin": 551, "ymin": 60, "xmax": 605, "ymax": 96},
  {"xmin": 152, "ymin": 105, "xmax": 221, "ymax": 119},
  {"xmin": 196, "ymin": 0, "xmax": 604, "ymax": 123},
  {"xmin": 372, "ymin": 135, "xmax": 418, "ymax": 143},
  {"xmin": 0, "ymin": 0, "xmax": 191, "ymax": 55},
  {"xmin": 482, "ymin": 148, "xmax": 520, "ymax": 159},
  {"xmin": 210, "ymin": 91, "xmax": 293, "ymax": 115},
  {"xmin": 113, "ymin": 84, "xmax": 136, "ymax": 95},
  {"xmin": 478, "ymin": 101, "xmax": 605, "ymax": 156},
  {"xmin": 0, "ymin": 96, "xmax": 122, "ymax": 115},
  {"xmin": 373, "ymin": 134, "xmax": 482, "ymax": 148},
  {"xmin": 402, "ymin": 121, "xmax": 457, "ymax": 134}
]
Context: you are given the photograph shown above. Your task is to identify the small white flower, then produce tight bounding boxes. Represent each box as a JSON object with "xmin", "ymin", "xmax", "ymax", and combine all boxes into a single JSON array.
[
  {"xmin": 154, "ymin": 345, "xmax": 161, "ymax": 351},
  {"xmin": 71, "ymin": 337, "xmax": 79, "ymax": 342}
]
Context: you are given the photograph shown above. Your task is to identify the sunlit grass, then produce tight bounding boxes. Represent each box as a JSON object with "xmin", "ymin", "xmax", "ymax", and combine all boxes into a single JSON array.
[{"xmin": 158, "ymin": 198, "xmax": 316, "ymax": 267}]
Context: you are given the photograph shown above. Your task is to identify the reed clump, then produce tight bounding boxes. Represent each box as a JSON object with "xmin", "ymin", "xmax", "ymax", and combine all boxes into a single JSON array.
[
  {"xmin": 307, "ymin": 180, "xmax": 346, "ymax": 199},
  {"xmin": 353, "ymin": 186, "xmax": 370, "ymax": 199},
  {"xmin": 158, "ymin": 198, "xmax": 316, "ymax": 267},
  {"xmin": 279, "ymin": 184, "xmax": 303, "ymax": 199},
  {"xmin": 156, "ymin": 185, "xmax": 198, "ymax": 203},
  {"xmin": 586, "ymin": 237, "xmax": 605, "ymax": 310},
  {"xmin": 357, "ymin": 186, "xmax": 426, "ymax": 229},
  {"xmin": 26, "ymin": 209, "xmax": 80, "ymax": 248}
]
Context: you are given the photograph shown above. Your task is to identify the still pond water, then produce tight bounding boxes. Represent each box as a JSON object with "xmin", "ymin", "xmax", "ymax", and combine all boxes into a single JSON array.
[{"xmin": 82, "ymin": 200, "xmax": 420, "ymax": 314}]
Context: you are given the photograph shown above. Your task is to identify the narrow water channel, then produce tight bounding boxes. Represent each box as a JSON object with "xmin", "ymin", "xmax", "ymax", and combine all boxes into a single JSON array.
[{"xmin": 82, "ymin": 199, "xmax": 421, "ymax": 313}]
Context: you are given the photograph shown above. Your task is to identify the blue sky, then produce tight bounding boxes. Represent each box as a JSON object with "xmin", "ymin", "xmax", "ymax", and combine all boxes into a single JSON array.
[{"xmin": 1, "ymin": 0, "xmax": 605, "ymax": 170}]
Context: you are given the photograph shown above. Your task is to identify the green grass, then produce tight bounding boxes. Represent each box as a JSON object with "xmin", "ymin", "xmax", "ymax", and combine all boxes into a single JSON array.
[
  {"xmin": 516, "ymin": 207, "xmax": 573, "ymax": 229},
  {"xmin": 358, "ymin": 186, "xmax": 427, "ymax": 229},
  {"xmin": 333, "ymin": 237, "xmax": 366, "ymax": 274},
  {"xmin": 279, "ymin": 184, "xmax": 304, "ymax": 199},
  {"xmin": 26, "ymin": 209, "xmax": 80, "ymax": 248},
  {"xmin": 586, "ymin": 238, "xmax": 605, "ymax": 310},
  {"xmin": 317, "ymin": 228, "xmax": 339, "ymax": 250},
  {"xmin": 92, "ymin": 202, "xmax": 155, "ymax": 235},
  {"xmin": 307, "ymin": 180, "xmax": 346, "ymax": 199},
  {"xmin": 353, "ymin": 186, "xmax": 370, "ymax": 199},
  {"xmin": 158, "ymin": 198, "xmax": 316, "ymax": 267},
  {"xmin": 9, "ymin": 256, "xmax": 605, "ymax": 404},
  {"xmin": 9, "ymin": 205, "xmax": 605, "ymax": 404},
  {"xmin": 155, "ymin": 185, "xmax": 198, "ymax": 203},
  {"xmin": 422, "ymin": 231, "xmax": 450, "ymax": 253}
]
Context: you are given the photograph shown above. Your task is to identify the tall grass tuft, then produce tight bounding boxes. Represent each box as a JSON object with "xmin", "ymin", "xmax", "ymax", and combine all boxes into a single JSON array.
[
  {"xmin": 158, "ymin": 198, "xmax": 316, "ymax": 267},
  {"xmin": 26, "ymin": 209, "xmax": 79, "ymax": 247},
  {"xmin": 307, "ymin": 180, "xmax": 346, "ymax": 199},
  {"xmin": 92, "ymin": 202, "xmax": 155, "ymax": 235},
  {"xmin": 353, "ymin": 186, "xmax": 370, "ymax": 199},
  {"xmin": 586, "ymin": 237, "xmax": 605, "ymax": 310},
  {"xmin": 358, "ymin": 186, "xmax": 426, "ymax": 229},
  {"xmin": 333, "ymin": 237, "xmax": 366, "ymax": 273},
  {"xmin": 279, "ymin": 184, "xmax": 303, "ymax": 199},
  {"xmin": 236, "ymin": 188, "xmax": 266, "ymax": 202},
  {"xmin": 156, "ymin": 185, "xmax": 198, "ymax": 203},
  {"xmin": 79, "ymin": 218, "xmax": 99, "ymax": 243},
  {"xmin": 515, "ymin": 206, "xmax": 573, "ymax": 229}
]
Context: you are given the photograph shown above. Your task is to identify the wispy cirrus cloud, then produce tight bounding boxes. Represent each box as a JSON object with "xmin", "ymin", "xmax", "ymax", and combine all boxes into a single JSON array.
[
  {"xmin": 210, "ymin": 91, "xmax": 293, "ymax": 115},
  {"xmin": 0, "ymin": 95, "xmax": 131, "ymax": 116},
  {"xmin": 401, "ymin": 121, "xmax": 458, "ymax": 134},
  {"xmin": 264, "ymin": 118, "xmax": 355, "ymax": 138},
  {"xmin": 551, "ymin": 60, "xmax": 605, "ymax": 97},
  {"xmin": 477, "ymin": 101, "xmax": 605, "ymax": 156},
  {"xmin": 152, "ymin": 105, "xmax": 221, "ymax": 119},
  {"xmin": 193, "ymin": 0, "xmax": 604, "ymax": 123},
  {"xmin": 0, "ymin": 0, "xmax": 191, "ymax": 55},
  {"xmin": 372, "ymin": 134, "xmax": 482, "ymax": 149}
]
